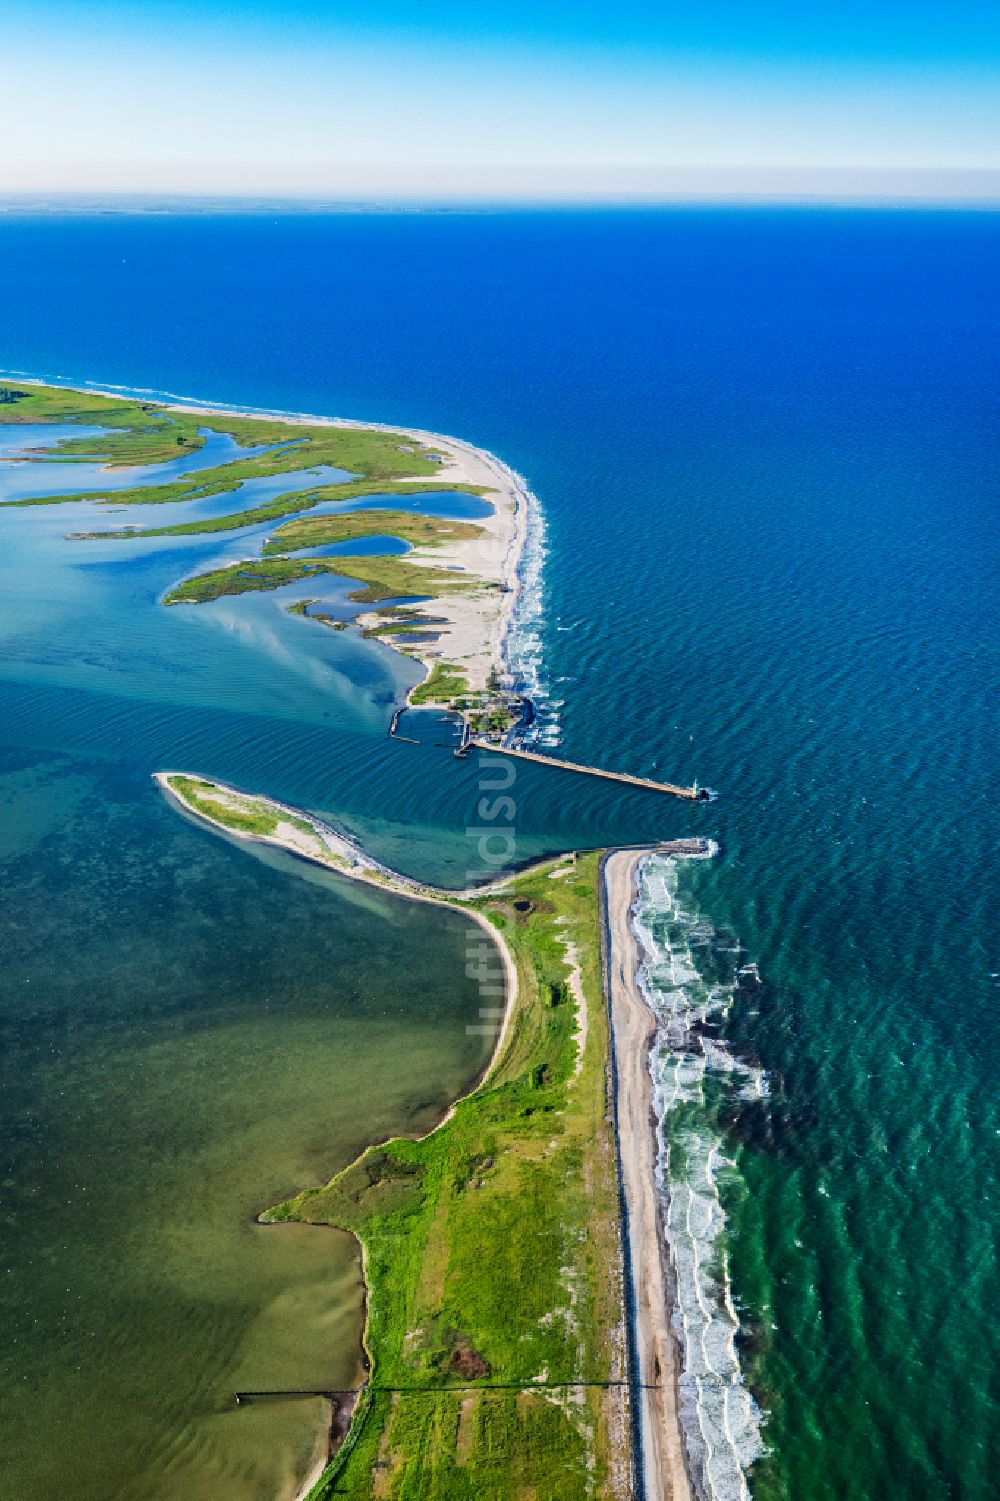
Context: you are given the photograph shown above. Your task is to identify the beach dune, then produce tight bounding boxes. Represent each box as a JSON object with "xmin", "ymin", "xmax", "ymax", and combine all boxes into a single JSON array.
[{"xmin": 604, "ymin": 849, "xmax": 693, "ymax": 1501}]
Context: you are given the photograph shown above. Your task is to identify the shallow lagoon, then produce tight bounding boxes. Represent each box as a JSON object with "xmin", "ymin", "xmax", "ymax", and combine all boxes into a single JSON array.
[
  {"xmin": 0, "ymin": 747, "xmax": 493, "ymax": 1500},
  {"xmin": 0, "ymin": 423, "xmax": 683, "ymax": 1498}
]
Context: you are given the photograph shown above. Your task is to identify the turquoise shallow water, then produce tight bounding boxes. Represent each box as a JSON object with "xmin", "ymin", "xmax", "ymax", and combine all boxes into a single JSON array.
[{"xmin": 0, "ymin": 207, "xmax": 997, "ymax": 1498}]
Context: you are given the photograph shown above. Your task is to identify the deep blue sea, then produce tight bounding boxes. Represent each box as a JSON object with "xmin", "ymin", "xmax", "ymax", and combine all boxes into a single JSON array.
[{"xmin": 0, "ymin": 206, "xmax": 997, "ymax": 1499}]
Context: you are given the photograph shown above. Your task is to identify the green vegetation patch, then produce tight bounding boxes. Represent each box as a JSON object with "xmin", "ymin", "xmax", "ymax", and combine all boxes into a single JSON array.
[
  {"xmin": 268, "ymin": 854, "xmax": 627, "ymax": 1499},
  {"xmin": 362, "ymin": 607, "xmax": 448, "ymax": 642},
  {"xmin": 165, "ymin": 558, "xmax": 327, "ymax": 604},
  {"xmin": 287, "ymin": 599, "xmax": 347, "ymax": 630},
  {"xmin": 168, "ymin": 776, "xmax": 281, "ymax": 838},
  {"xmin": 409, "ymin": 663, "xmax": 471, "ymax": 705},
  {"xmin": 0, "ymin": 380, "xmax": 459, "ymax": 491},
  {"xmin": 364, "ymin": 623, "xmax": 437, "ymax": 640},
  {"xmin": 168, "ymin": 776, "xmax": 314, "ymax": 840},
  {"xmin": 467, "ymin": 704, "xmax": 520, "ymax": 737},
  {"xmin": 0, "ymin": 383, "xmax": 218, "ymax": 466},
  {"xmin": 164, "ymin": 556, "xmax": 478, "ymax": 607},
  {"xmin": 263, "ymin": 509, "xmax": 483, "ymax": 557},
  {"xmin": 330, "ymin": 1387, "xmax": 591, "ymax": 1501}
]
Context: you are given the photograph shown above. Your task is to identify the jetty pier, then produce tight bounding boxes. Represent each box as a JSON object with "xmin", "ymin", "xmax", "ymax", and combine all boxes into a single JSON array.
[{"xmin": 464, "ymin": 739, "xmax": 709, "ymax": 802}]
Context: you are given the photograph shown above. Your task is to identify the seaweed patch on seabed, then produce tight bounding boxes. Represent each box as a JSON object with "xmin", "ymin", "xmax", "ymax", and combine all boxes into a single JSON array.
[{"xmin": 632, "ymin": 854, "xmax": 768, "ymax": 1501}]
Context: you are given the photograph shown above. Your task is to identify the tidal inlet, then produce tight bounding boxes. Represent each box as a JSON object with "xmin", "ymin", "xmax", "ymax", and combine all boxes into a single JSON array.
[{"xmin": 0, "ymin": 379, "xmax": 720, "ymax": 1501}]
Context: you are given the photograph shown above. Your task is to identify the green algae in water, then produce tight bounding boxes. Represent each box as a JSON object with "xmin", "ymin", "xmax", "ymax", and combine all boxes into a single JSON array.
[{"xmin": 0, "ymin": 753, "xmax": 494, "ymax": 1499}]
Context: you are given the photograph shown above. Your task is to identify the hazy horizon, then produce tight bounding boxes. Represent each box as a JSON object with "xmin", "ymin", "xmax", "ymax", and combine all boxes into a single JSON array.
[
  {"xmin": 3, "ymin": 2, "xmax": 997, "ymax": 200},
  {"xmin": 2, "ymin": 170, "xmax": 999, "ymax": 211}
]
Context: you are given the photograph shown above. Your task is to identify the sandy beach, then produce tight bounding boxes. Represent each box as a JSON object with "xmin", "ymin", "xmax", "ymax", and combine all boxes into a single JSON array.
[
  {"xmin": 15, "ymin": 378, "xmax": 533, "ymax": 702},
  {"xmin": 604, "ymin": 849, "xmax": 693, "ymax": 1501},
  {"xmin": 166, "ymin": 395, "xmax": 532, "ymax": 697}
]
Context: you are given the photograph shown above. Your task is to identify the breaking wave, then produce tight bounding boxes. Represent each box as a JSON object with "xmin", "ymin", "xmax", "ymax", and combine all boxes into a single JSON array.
[
  {"xmin": 503, "ymin": 479, "xmax": 559, "ymax": 748},
  {"xmin": 633, "ymin": 854, "xmax": 767, "ymax": 1500}
]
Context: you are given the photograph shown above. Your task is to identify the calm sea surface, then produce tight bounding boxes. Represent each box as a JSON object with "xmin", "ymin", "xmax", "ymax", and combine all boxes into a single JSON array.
[{"xmin": 0, "ymin": 207, "xmax": 997, "ymax": 1498}]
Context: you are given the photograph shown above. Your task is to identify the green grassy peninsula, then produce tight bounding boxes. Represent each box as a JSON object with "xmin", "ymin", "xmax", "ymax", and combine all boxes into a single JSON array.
[
  {"xmin": 158, "ymin": 771, "xmax": 630, "ymax": 1500},
  {"xmin": 272, "ymin": 853, "xmax": 628, "ymax": 1500}
]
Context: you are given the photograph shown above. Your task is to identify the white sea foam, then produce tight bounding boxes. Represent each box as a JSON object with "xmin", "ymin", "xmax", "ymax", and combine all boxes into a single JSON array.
[
  {"xmin": 633, "ymin": 854, "xmax": 767, "ymax": 1501},
  {"xmin": 503, "ymin": 482, "xmax": 559, "ymax": 748}
]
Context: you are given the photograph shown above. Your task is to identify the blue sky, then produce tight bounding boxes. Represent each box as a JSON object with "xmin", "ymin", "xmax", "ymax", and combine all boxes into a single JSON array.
[{"xmin": 3, "ymin": 2, "xmax": 999, "ymax": 197}]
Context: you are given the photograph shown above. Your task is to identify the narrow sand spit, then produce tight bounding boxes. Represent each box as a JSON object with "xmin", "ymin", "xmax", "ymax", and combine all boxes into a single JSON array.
[
  {"xmin": 153, "ymin": 771, "xmax": 520, "ymax": 1092},
  {"xmin": 604, "ymin": 849, "xmax": 694, "ymax": 1501}
]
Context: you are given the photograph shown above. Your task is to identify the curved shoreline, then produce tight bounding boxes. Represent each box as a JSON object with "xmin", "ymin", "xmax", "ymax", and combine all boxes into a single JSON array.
[
  {"xmin": 5, "ymin": 376, "xmax": 535, "ymax": 713},
  {"xmin": 154, "ymin": 770, "xmax": 522, "ymax": 1089}
]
